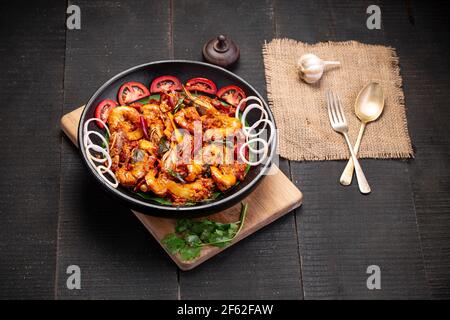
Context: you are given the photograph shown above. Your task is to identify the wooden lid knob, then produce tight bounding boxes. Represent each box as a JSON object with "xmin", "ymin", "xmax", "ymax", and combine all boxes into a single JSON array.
[{"xmin": 203, "ymin": 35, "xmax": 240, "ymax": 68}]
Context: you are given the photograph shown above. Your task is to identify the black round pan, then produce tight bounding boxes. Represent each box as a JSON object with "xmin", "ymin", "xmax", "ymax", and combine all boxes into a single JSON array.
[{"xmin": 78, "ymin": 60, "xmax": 276, "ymax": 217}]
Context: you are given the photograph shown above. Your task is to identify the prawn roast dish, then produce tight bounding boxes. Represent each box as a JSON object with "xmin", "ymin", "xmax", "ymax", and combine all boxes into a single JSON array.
[{"xmin": 79, "ymin": 61, "xmax": 275, "ymax": 216}]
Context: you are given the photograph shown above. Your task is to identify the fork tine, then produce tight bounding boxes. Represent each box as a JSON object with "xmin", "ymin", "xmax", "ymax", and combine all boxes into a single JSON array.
[
  {"xmin": 326, "ymin": 90, "xmax": 335, "ymax": 124},
  {"xmin": 329, "ymin": 91, "xmax": 339, "ymax": 124},
  {"xmin": 332, "ymin": 91, "xmax": 342, "ymax": 123},
  {"xmin": 335, "ymin": 92, "xmax": 346, "ymax": 123}
]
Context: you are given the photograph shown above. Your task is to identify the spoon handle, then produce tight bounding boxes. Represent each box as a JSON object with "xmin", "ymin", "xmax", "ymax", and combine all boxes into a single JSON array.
[
  {"xmin": 340, "ymin": 123, "xmax": 366, "ymax": 186},
  {"xmin": 342, "ymin": 132, "xmax": 371, "ymax": 194}
]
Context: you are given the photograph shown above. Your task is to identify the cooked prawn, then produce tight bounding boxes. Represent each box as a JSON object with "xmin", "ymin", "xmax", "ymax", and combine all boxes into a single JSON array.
[
  {"xmin": 141, "ymin": 103, "xmax": 161, "ymax": 121},
  {"xmin": 174, "ymin": 107, "xmax": 201, "ymax": 133},
  {"xmin": 202, "ymin": 112, "xmax": 242, "ymax": 140},
  {"xmin": 167, "ymin": 177, "xmax": 214, "ymax": 203},
  {"xmin": 108, "ymin": 106, "xmax": 143, "ymax": 141},
  {"xmin": 138, "ymin": 139, "xmax": 157, "ymax": 155},
  {"xmin": 143, "ymin": 168, "xmax": 170, "ymax": 196},
  {"xmin": 116, "ymin": 167, "xmax": 138, "ymax": 187},
  {"xmin": 210, "ymin": 165, "xmax": 237, "ymax": 191},
  {"xmin": 141, "ymin": 104, "xmax": 165, "ymax": 143},
  {"xmin": 185, "ymin": 161, "xmax": 203, "ymax": 182}
]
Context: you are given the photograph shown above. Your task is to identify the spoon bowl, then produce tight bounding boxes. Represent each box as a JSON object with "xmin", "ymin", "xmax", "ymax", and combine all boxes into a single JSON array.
[{"xmin": 355, "ymin": 82, "xmax": 385, "ymax": 123}]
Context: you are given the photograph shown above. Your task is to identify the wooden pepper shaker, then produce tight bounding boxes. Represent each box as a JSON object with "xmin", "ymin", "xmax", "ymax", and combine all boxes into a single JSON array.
[{"xmin": 202, "ymin": 35, "xmax": 240, "ymax": 68}]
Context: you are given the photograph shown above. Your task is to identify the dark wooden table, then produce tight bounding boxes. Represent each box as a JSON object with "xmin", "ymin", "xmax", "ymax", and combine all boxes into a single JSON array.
[{"xmin": 1, "ymin": 0, "xmax": 449, "ymax": 299}]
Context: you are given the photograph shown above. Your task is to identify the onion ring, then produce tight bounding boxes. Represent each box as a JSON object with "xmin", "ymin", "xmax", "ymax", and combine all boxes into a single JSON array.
[
  {"xmin": 82, "ymin": 117, "xmax": 117, "ymax": 189},
  {"xmin": 95, "ymin": 165, "xmax": 119, "ymax": 188},
  {"xmin": 235, "ymin": 96, "xmax": 275, "ymax": 167}
]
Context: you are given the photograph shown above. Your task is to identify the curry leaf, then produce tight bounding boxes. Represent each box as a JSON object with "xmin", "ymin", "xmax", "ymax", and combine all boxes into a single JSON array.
[
  {"xmin": 158, "ymin": 137, "xmax": 170, "ymax": 155},
  {"xmin": 135, "ymin": 192, "xmax": 173, "ymax": 205},
  {"xmin": 172, "ymin": 97, "xmax": 185, "ymax": 114},
  {"xmin": 167, "ymin": 168, "xmax": 186, "ymax": 184}
]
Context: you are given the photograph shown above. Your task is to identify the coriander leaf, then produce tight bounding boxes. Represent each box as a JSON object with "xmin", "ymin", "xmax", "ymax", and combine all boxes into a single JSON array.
[
  {"xmin": 175, "ymin": 219, "xmax": 192, "ymax": 233},
  {"xmin": 180, "ymin": 246, "xmax": 201, "ymax": 261},
  {"xmin": 200, "ymin": 229, "xmax": 212, "ymax": 242},
  {"xmin": 228, "ymin": 223, "xmax": 238, "ymax": 233},
  {"xmin": 185, "ymin": 234, "xmax": 201, "ymax": 246},
  {"xmin": 214, "ymin": 222, "xmax": 228, "ymax": 231},
  {"xmin": 162, "ymin": 202, "xmax": 249, "ymax": 261},
  {"xmin": 201, "ymin": 202, "xmax": 248, "ymax": 247},
  {"xmin": 208, "ymin": 233, "xmax": 232, "ymax": 247},
  {"xmin": 214, "ymin": 229, "xmax": 225, "ymax": 237},
  {"xmin": 162, "ymin": 234, "xmax": 185, "ymax": 254},
  {"xmin": 227, "ymin": 223, "xmax": 239, "ymax": 237},
  {"xmin": 192, "ymin": 220, "xmax": 213, "ymax": 235}
]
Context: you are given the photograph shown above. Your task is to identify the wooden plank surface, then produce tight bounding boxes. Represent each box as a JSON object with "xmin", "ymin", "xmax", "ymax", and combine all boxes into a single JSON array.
[
  {"xmin": 56, "ymin": 0, "xmax": 179, "ymax": 299},
  {"xmin": 0, "ymin": 0, "xmax": 449, "ymax": 299},
  {"xmin": 275, "ymin": 0, "xmax": 430, "ymax": 299},
  {"xmin": 61, "ymin": 106, "xmax": 302, "ymax": 271},
  {"xmin": 172, "ymin": 0, "xmax": 304, "ymax": 299},
  {"xmin": 0, "ymin": 0, "xmax": 66, "ymax": 299},
  {"xmin": 396, "ymin": 0, "xmax": 450, "ymax": 298}
]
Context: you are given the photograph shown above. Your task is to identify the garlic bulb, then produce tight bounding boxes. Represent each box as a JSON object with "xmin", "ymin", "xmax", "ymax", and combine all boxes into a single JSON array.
[{"xmin": 298, "ymin": 53, "xmax": 340, "ymax": 84}]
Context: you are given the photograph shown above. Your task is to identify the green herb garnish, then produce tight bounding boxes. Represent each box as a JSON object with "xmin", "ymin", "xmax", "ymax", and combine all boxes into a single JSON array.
[
  {"xmin": 135, "ymin": 192, "xmax": 174, "ymax": 205},
  {"xmin": 135, "ymin": 188, "xmax": 222, "ymax": 207},
  {"xmin": 183, "ymin": 191, "xmax": 221, "ymax": 206},
  {"xmin": 167, "ymin": 168, "xmax": 186, "ymax": 184},
  {"xmin": 158, "ymin": 137, "xmax": 170, "ymax": 155},
  {"xmin": 137, "ymin": 94, "xmax": 160, "ymax": 105},
  {"xmin": 162, "ymin": 202, "xmax": 249, "ymax": 260},
  {"xmin": 172, "ymin": 97, "xmax": 185, "ymax": 114}
]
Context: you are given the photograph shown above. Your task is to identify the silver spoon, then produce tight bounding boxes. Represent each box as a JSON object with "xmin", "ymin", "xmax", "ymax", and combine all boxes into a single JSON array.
[{"xmin": 340, "ymin": 82, "xmax": 385, "ymax": 186}]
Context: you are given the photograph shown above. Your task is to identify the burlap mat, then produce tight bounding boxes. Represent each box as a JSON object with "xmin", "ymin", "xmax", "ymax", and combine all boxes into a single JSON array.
[{"xmin": 263, "ymin": 39, "xmax": 413, "ymax": 161}]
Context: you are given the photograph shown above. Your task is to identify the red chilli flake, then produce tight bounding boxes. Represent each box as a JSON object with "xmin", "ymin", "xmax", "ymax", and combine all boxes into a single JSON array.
[
  {"xmin": 130, "ymin": 102, "xmax": 143, "ymax": 110},
  {"xmin": 161, "ymin": 92, "xmax": 176, "ymax": 109},
  {"xmin": 140, "ymin": 116, "xmax": 149, "ymax": 140}
]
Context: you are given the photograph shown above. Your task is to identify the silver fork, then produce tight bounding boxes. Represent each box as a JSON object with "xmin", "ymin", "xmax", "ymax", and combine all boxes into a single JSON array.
[{"xmin": 326, "ymin": 90, "xmax": 371, "ymax": 194}]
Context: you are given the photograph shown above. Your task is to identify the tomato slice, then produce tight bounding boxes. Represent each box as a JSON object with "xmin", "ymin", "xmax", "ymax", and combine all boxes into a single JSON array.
[
  {"xmin": 95, "ymin": 99, "xmax": 117, "ymax": 128},
  {"xmin": 185, "ymin": 77, "xmax": 217, "ymax": 95},
  {"xmin": 216, "ymin": 85, "xmax": 246, "ymax": 107},
  {"xmin": 150, "ymin": 75, "xmax": 182, "ymax": 93},
  {"xmin": 118, "ymin": 82, "xmax": 150, "ymax": 105}
]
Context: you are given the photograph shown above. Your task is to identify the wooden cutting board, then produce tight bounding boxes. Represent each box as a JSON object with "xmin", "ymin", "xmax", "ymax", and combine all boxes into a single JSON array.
[{"xmin": 61, "ymin": 106, "xmax": 303, "ymax": 270}]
